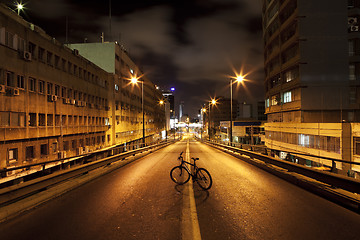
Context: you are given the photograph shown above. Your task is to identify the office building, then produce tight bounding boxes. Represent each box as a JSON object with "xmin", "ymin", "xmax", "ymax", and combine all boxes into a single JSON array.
[{"xmin": 262, "ymin": 0, "xmax": 360, "ymax": 176}]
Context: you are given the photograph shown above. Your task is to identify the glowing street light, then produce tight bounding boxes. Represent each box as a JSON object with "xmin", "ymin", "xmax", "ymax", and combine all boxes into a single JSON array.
[
  {"xmin": 15, "ymin": 1, "xmax": 25, "ymax": 15},
  {"xmin": 159, "ymin": 99, "xmax": 167, "ymax": 140},
  {"xmin": 129, "ymin": 74, "xmax": 145, "ymax": 146},
  {"xmin": 229, "ymin": 73, "xmax": 245, "ymax": 145},
  {"xmin": 208, "ymin": 98, "xmax": 218, "ymax": 140}
]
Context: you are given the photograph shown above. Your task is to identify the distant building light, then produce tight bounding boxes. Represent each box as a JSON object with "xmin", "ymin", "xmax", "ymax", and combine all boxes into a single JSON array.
[
  {"xmin": 130, "ymin": 68, "xmax": 134, "ymax": 74},
  {"xmin": 170, "ymin": 87, "xmax": 175, "ymax": 91}
]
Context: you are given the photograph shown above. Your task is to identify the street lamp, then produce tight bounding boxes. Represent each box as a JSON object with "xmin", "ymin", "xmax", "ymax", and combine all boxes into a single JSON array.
[
  {"xmin": 201, "ymin": 108, "xmax": 206, "ymax": 140},
  {"xmin": 130, "ymin": 75, "xmax": 145, "ymax": 147},
  {"xmin": 229, "ymin": 75, "xmax": 244, "ymax": 145},
  {"xmin": 208, "ymin": 98, "xmax": 217, "ymax": 141},
  {"xmin": 15, "ymin": 2, "xmax": 24, "ymax": 15},
  {"xmin": 159, "ymin": 99, "xmax": 167, "ymax": 141}
]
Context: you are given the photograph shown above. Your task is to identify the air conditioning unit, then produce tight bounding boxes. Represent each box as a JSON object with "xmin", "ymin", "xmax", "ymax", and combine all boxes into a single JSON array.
[
  {"xmin": 348, "ymin": 17, "xmax": 358, "ymax": 25},
  {"xmin": 76, "ymin": 101, "xmax": 82, "ymax": 107},
  {"xmin": 58, "ymin": 151, "xmax": 66, "ymax": 159},
  {"xmin": 351, "ymin": 25, "xmax": 359, "ymax": 32},
  {"xmin": 0, "ymin": 84, "xmax": 5, "ymax": 93},
  {"xmin": 23, "ymin": 51, "xmax": 32, "ymax": 61},
  {"xmin": 72, "ymin": 49, "xmax": 79, "ymax": 56},
  {"xmin": 81, "ymin": 101, "xmax": 87, "ymax": 107},
  {"xmin": 76, "ymin": 147, "xmax": 83, "ymax": 155},
  {"xmin": 13, "ymin": 88, "xmax": 20, "ymax": 96},
  {"xmin": 48, "ymin": 95, "xmax": 57, "ymax": 102}
]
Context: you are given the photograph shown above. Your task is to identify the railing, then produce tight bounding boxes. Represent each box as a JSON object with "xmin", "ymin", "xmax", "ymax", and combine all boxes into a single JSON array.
[
  {"xmin": 0, "ymin": 139, "xmax": 175, "ymax": 208},
  {"xmin": 0, "ymin": 138, "xmax": 176, "ymax": 188},
  {"xmin": 201, "ymin": 139, "xmax": 360, "ymax": 195}
]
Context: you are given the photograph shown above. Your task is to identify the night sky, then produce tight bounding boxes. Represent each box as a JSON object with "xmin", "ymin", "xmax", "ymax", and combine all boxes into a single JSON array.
[{"xmin": 3, "ymin": 0, "xmax": 264, "ymax": 118}]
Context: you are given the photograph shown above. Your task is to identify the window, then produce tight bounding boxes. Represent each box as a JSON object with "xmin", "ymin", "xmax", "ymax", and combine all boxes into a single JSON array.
[
  {"xmin": 54, "ymin": 85, "xmax": 60, "ymax": 96},
  {"xmin": 47, "ymin": 114, "xmax": 53, "ymax": 126},
  {"xmin": 29, "ymin": 78, "xmax": 36, "ymax": 92},
  {"xmin": 284, "ymin": 67, "xmax": 299, "ymax": 83},
  {"xmin": 63, "ymin": 141, "xmax": 69, "ymax": 151},
  {"xmin": 349, "ymin": 39, "xmax": 355, "ymax": 56},
  {"xmin": 55, "ymin": 115, "xmax": 60, "ymax": 126},
  {"xmin": 38, "ymin": 47, "xmax": 45, "ymax": 62},
  {"xmin": 68, "ymin": 62, "xmax": 72, "ymax": 73},
  {"xmin": 29, "ymin": 113, "xmax": 37, "ymax": 126},
  {"xmin": 72, "ymin": 140, "xmax": 77, "ymax": 149},
  {"xmin": 5, "ymin": 71, "xmax": 15, "ymax": 87},
  {"xmin": 10, "ymin": 112, "xmax": 25, "ymax": 127},
  {"xmin": 40, "ymin": 144, "xmax": 48, "ymax": 156},
  {"xmin": 61, "ymin": 87, "xmax": 67, "ymax": 98},
  {"xmin": 5, "ymin": 31, "xmax": 14, "ymax": 48},
  {"xmin": 265, "ymin": 98, "xmax": 270, "ymax": 108},
  {"xmin": 54, "ymin": 55, "xmax": 60, "ymax": 68},
  {"xmin": 25, "ymin": 146, "xmax": 35, "ymax": 160},
  {"xmin": 39, "ymin": 80, "xmax": 45, "ymax": 94},
  {"xmin": 17, "ymin": 75, "xmax": 25, "ymax": 89},
  {"xmin": 8, "ymin": 148, "xmax": 18, "ymax": 162},
  {"xmin": 62, "ymin": 59, "xmax": 66, "ymax": 71},
  {"xmin": 271, "ymin": 94, "xmax": 280, "ymax": 106},
  {"xmin": 349, "ymin": 64, "xmax": 356, "ymax": 81},
  {"xmin": 283, "ymin": 91, "xmax": 292, "ymax": 103},
  {"xmin": 354, "ymin": 137, "xmax": 360, "ymax": 155},
  {"xmin": 28, "ymin": 42, "xmax": 36, "ymax": 59},
  {"xmin": 47, "ymin": 51, "xmax": 53, "ymax": 65},
  {"xmin": 52, "ymin": 142, "xmax": 57, "ymax": 153},
  {"xmin": 47, "ymin": 82, "xmax": 53, "ymax": 95},
  {"xmin": 39, "ymin": 114, "xmax": 46, "ymax": 126}
]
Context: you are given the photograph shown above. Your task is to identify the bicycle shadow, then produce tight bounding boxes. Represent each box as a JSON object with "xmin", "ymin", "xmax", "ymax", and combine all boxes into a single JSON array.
[{"xmin": 174, "ymin": 181, "xmax": 210, "ymax": 204}]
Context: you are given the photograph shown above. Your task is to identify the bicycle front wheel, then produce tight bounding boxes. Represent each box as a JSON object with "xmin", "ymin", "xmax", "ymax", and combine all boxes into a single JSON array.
[
  {"xmin": 170, "ymin": 166, "xmax": 190, "ymax": 185},
  {"xmin": 196, "ymin": 168, "xmax": 212, "ymax": 190}
]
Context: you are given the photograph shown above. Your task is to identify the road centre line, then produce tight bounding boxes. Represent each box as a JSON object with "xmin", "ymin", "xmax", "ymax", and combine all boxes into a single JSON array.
[{"xmin": 181, "ymin": 140, "xmax": 202, "ymax": 240}]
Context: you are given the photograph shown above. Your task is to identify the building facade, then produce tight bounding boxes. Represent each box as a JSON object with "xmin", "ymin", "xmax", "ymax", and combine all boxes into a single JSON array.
[
  {"xmin": 262, "ymin": 0, "xmax": 360, "ymax": 176},
  {"xmin": 67, "ymin": 42, "xmax": 165, "ymax": 145},
  {"xmin": 0, "ymin": 4, "xmax": 165, "ymax": 173}
]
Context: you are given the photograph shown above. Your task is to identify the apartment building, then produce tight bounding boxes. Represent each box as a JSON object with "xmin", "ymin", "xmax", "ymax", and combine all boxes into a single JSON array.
[
  {"xmin": 0, "ymin": 4, "xmax": 165, "ymax": 172},
  {"xmin": 66, "ymin": 42, "xmax": 165, "ymax": 145},
  {"xmin": 262, "ymin": 0, "xmax": 360, "ymax": 176}
]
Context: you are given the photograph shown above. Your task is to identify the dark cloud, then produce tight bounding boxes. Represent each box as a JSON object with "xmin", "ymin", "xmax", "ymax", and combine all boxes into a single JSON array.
[{"xmin": 2, "ymin": 0, "xmax": 264, "ymax": 117}]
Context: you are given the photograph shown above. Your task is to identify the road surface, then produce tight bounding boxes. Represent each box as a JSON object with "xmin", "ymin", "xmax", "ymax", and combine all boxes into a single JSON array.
[{"xmin": 0, "ymin": 139, "xmax": 359, "ymax": 240}]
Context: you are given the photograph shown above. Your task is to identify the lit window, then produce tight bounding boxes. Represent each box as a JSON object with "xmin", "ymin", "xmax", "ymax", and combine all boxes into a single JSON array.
[
  {"xmin": 265, "ymin": 98, "xmax": 270, "ymax": 108},
  {"xmin": 349, "ymin": 64, "xmax": 356, "ymax": 81},
  {"xmin": 283, "ymin": 91, "xmax": 292, "ymax": 103}
]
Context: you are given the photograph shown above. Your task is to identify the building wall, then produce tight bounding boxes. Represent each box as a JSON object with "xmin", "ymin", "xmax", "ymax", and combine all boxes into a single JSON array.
[
  {"xmin": 262, "ymin": 0, "xmax": 360, "ymax": 174},
  {"xmin": 0, "ymin": 4, "xmax": 165, "ymax": 171}
]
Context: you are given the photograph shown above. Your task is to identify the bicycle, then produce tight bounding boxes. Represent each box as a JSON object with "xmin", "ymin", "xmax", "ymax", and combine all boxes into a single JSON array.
[{"xmin": 170, "ymin": 152, "xmax": 213, "ymax": 190}]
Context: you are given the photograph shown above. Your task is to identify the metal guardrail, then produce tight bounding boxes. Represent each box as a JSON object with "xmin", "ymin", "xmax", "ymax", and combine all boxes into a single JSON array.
[
  {"xmin": 0, "ymin": 140, "xmax": 174, "ymax": 207},
  {"xmin": 202, "ymin": 139, "xmax": 360, "ymax": 195}
]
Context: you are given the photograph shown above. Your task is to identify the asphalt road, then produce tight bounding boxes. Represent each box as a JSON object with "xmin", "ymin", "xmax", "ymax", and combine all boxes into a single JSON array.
[{"xmin": 0, "ymin": 139, "xmax": 360, "ymax": 240}]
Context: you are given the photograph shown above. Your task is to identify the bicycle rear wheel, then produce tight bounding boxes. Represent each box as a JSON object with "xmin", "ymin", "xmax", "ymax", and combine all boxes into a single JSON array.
[
  {"xmin": 195, "ymin": 168, "xmax": 212, "ymax": 190},
  {"xmin": 170, "ymin": 166, "xmax": 190, "ymax": 185}
]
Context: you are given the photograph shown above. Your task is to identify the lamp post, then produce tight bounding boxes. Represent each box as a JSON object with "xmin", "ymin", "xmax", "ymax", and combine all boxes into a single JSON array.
[
  {"xmin": 159, "ymin": 99, "xmax": 167, "ymax": 141},
  {"xmin": 201, "ymin": 108, "xmax": 206, "ymax": 140},
  {"xmin": 130, "ymin": 76, "xmax": 145, "ymax": 147},
  {"xmin": 208, "ymin": 98, "xmax": 217, "ymax": 141},
  {"xmin": 230, "ymin": 75, "xmax": 244, "ymax": 145}
]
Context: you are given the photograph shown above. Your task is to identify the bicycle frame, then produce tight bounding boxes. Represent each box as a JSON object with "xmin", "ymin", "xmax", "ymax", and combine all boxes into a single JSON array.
[{"xmin": 180, "ymin": 158, "xmax": 198, "ymax": 177}]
